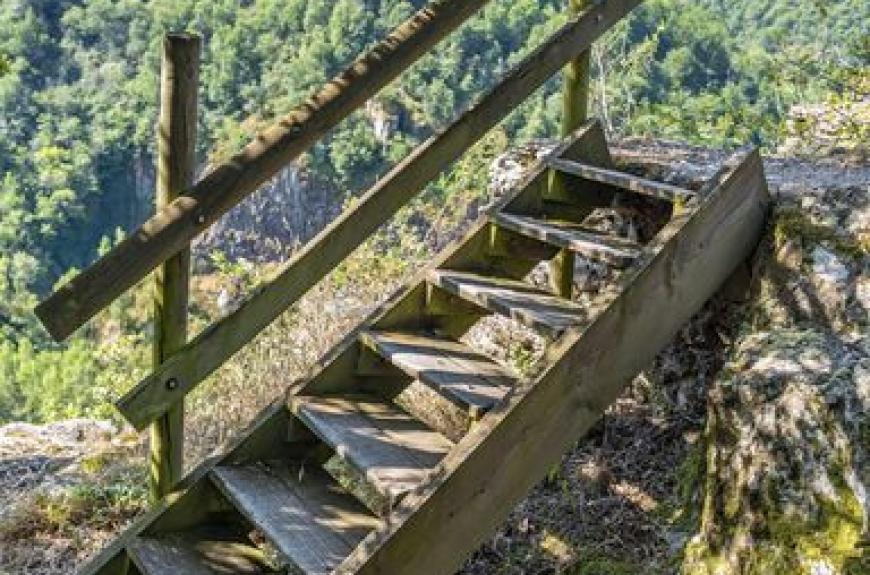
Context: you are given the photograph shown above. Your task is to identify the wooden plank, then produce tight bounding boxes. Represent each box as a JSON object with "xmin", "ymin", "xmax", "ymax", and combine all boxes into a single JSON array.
[
  {"xmin": 549, "ymin": 158, "xmax": 695, "ymax": 202},
  {"xmin": 35, "ymin": 0, "xmax": 496, "ymax": 342},
  {"xmin": 114, "ymin": 0, "xmax": 645, "ymax": 432},
  {"xmin": 360, "ymin": 331, "xmax": 516, "ymax": 417},
  {"xmin": 75, "ymin": 400, "xmax": 305, "ymax": 575},
  {"xmin": 150, "ymin": 32, "xmax": 199, "ymax": 502},
  {"xmin": 211, "ymin": 463, "xmax": 378, "ymax": 575},
  {"xmin": 337, "ymin": 149, "xmax": 771, "ymax": 575},
  {"xmin": 549, "ymin": 248, "xmax": 575, "ymax": 298},
  {"xmin": 128, "ymin": 525, "xmax": 274, "ymax": 575},
  {"xmin": 427, "ymin": 270, "xmax": 591, "ymax": 336},
  {"xmin": 493, "ymin": 212, "xmax": 641, "ymax": 267},
  {"xmin": 72, "ymin": 123, "xmax": 622, "ymax": 575},
  {"xmin": 289, "ymin": 395, "xmax": 453, "ymax": 501},
  {"xmin": 562, "ymin": 0, "xmax": 594, "ymax": 136}
]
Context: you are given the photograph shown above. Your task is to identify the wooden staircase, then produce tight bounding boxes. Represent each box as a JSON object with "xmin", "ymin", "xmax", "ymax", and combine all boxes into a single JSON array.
[{"xmin": 79, "ymin": 122, "xmax": 770, "ymax": 575}]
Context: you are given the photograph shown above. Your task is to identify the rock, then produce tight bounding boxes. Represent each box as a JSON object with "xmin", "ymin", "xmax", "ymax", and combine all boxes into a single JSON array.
[
  {"xmin": 0, "ymin": 419, "xmax": 117, "ymax": 455},
  {"xmin": 683, "ymin": 176, "xmax": 869, "ymax": 573},
  {"xmin": 683, "ymin": 329, "xmax": 868, "ymax": 574},
  {"xmin": 812, "ymin": 246, "xmax": 850, "ymax": 286},
  {"xmin": 0, "ymin": 419, "xmax": 138, "ymax": 515}
]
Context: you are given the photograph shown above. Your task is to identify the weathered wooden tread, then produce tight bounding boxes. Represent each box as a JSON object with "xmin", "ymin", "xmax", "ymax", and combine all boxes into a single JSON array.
[
  {"xmin": 427, "ymin": 269, "xmax": 590, "ymax": 335},
  {"xmin": 494, "ymin": 212, "xmax": 642, "ymax": 267},
  {"xmin": 288, "ymin": 395, "xmax": 454, "ymax": 501},
  {"xmin": 128, "ymin": 524, "xmax": 276, "ymax": 575},
  {"xmin": 549, "ymin": 158, "xmax": 694, "ymax": 202},
  {"xmin": 210, "ymin": 463, "xmax": 379, "ymax": 575},
  {"xmin": 361, "ymin": 330, "xmax": 516, "ymax": 417}
]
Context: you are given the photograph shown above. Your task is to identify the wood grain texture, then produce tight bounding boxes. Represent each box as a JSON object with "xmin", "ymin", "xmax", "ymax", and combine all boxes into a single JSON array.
[
  {"xmin": 128, "ymin": 524, "xmax": 274, "ymax": 575},
  {"xmin": 360, "ymin": 331, "xmax": 516, "ymax": 417},
  {"xmin": 335, "ymin": 148, "xmax": 770, "ymax": 575},
  {"xmin": 427, "ymin": 270, "xmax": 591, "ymax": 336},
  {"xmin": 211, "ymin": 463, "xmax": 378, "ymax": 575},
  {"xmin": 35, "ymin": 0, "xmax": 496, "ymax": 342},
  {"xmin": 289, "ymin": 395, "xmax": 453, "ymax": 501},
  {"xmin": 72, "ymin": 123, "xmax": 623, "ymax": 575},
  {"xmin": 494, "ymin": 212, "xmax": 641, "ymax": 267},
  {"xmin": 550, "ymin": 158, "xmax": 695, "ymax": 202},
  {"xmin": 150, "ymin": 33, "xmax": 199, "ymax": 502},
  {"xmin": 562, "ymin": 0, "xmax": 594, "ymax": 135},
  {"xmin": 113, "ymin": 0, "xmax": 643, "ymax": 432},
  {"xmin": 75, "ymin": 400, "xmax": 301, "ymax": 575}
]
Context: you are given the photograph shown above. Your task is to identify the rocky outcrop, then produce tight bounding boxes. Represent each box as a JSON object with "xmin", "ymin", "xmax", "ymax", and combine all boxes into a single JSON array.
[
  {"xmin": 0, "ymin": 419, "xmax": 136, "ymax": 506},
  {"xmin": 193, "ymin": 163, "xmax": 344, "ymax": 265},
  {"xmin": 683, "ymin": 176, "xmax": 869, "ymax": 574}
]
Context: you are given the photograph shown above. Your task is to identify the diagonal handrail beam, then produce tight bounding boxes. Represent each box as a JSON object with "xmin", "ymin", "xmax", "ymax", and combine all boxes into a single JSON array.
[
  {"xmin": 35, "ymin": 0, "xmax": 494, "ymax": 342},
  {"xmin": 115, "ymin": 0, "xmax": 645, "ymax": 432}
]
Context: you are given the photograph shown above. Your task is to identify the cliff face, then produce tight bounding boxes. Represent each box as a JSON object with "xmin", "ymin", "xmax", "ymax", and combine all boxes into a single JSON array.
[{"xmin": 193, "ymin": 163, "xmax": 344, "ymax": 266}]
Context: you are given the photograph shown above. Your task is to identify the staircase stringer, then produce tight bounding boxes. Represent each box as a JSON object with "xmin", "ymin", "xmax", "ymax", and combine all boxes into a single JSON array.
[
  {"xmin": 335, "ymin": 149, "xmax": 771, "ymax": 575},
  {"xmin": 77, "ymin": 398, "xmax": 304, "ymax": 575},
  {"xmin": 75, "ymin": 120, "xmax": 612, "ymax": 575}
]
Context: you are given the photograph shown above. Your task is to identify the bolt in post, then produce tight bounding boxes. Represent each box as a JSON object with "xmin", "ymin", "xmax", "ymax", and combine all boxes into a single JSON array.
[{"xmin": 150, "ymin": 33, "xmax": 200, "ymax": 502}]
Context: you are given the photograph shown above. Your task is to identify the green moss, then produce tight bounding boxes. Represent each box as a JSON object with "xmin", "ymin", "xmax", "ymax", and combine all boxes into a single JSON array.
[
  {"xmin": 682, "ymin": 537, "xmax": 733, "ymax": 575},
  {"xmin": 79, "ymin": 451, "xmax": 114, "ymax": 475},
  {"xmin": 663, "ymin": 439, "xmax": 705, "ymax": 530},
  {"xmin": 755, "ymin": 457, "xmax": 864, "ymax": 573},
  {"xmin": 773, "ymin": 208, "xmax": 867, "ymax": 259},
  {"xmin": 566, "ymin": 550, "xmax": 644, "ymax": 575}
]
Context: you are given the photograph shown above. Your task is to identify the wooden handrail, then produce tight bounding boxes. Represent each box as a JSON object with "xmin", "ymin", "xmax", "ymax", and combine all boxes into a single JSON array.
[
  {"xmin": 35, "ymin": 0, "xmax": 494, "ymax": 342},
  {"xmin": 115, "ymin": 0, "xmax": 645, "ymax": 431}
]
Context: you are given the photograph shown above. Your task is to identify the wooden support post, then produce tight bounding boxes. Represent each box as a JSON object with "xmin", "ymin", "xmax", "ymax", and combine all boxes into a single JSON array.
[
  {"xmin": 150, "ymin": 33, "xmax": 199, "ymax": 502},
  {"xmin": 549, "ymin": 0, "xmax": 592, "ymax": 299},
  {"xmin": 550, "ymin": 248, "xmax": 576, "ymax": 299},
  {"xmin": 116, "ymin": 0, "xmax": 645, "ymax": 431},
  {"xmin": 562, "ymin": 0, "xmax": 593, "ymax": 136}
]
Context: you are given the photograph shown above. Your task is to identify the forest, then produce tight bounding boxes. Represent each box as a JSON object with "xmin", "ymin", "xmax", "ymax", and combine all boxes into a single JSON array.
[{"xmin": 0, "ymin": 0, "xmax": 867, "ymax": 424}]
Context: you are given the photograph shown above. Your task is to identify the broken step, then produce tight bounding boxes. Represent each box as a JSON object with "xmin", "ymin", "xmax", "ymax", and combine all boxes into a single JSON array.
[
  {"xmin": 289, "ymin": 394, "xmax": 454, "ymax": 502},
  {"xmin": 361, "ymin": 330, "xmax": 516, "ymax": 418},
  {"xmin": 210, "ymin": 463, "xmax": 379, "ymax": 575},
  {"xmin": 549, "ymin": 158, "xmax": 694, "ymax": 203},
  {"xmin": 128, "ymin": 524, "xmax": 278, "ymax": 575},
  {"xmin": 493, "ymin": 212, "xmax": 641, "ymax": 268},
  {"xmin": 427, "ymin": 269, "xmax": 590, "ymax": 336}
]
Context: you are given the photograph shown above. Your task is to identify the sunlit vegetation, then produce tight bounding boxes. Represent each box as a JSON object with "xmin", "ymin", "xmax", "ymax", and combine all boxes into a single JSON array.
[{"xmin": 0, "ymin": 0, "xmax": 865, "ymax": 424}]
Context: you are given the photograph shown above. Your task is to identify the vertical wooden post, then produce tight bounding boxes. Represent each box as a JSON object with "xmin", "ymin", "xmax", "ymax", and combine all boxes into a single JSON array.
[
  {"xmin": 151, "ymin": 33, "xmax": 199, "ymax": 502},
  {"xmin": 549, "ymin": 0, "xmax": 592, "ymax": 299},
  {"xmin": 561, "ymin": 0, "xmax": 593, "ymax": 137}
]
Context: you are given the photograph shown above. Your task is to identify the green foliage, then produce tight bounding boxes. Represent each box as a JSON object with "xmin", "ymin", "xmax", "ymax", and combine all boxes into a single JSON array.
[{"xmin": 0, "ymin": 0, "xmax": 864, "ymax": 425}]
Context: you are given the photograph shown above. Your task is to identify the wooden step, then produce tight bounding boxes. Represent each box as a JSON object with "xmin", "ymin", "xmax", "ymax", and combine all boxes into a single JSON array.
[
  {"xmin": 361, "ymin": 330, "xmax": 516, "ymax": 418},
  {"xmin": 210, "ymin": 463, "xmax": 379, "ymax": 575},
  {"xmin": 427, "ymin": 269, "xmax": 590, "ymax": 335},
  {"xmin": 549, "ymin": 158, "xmax": 694, "ymax": 202},
  {"xmin": 128, "ymin": 524, "xmax": 276, "ymax": 574},
  {"xmin": 493, "ymin": 212, "xmax": 641, "ymax": 267},
  {"xmin": 289, "ymin": 395, "xmax": 454, "ymax": 501}
]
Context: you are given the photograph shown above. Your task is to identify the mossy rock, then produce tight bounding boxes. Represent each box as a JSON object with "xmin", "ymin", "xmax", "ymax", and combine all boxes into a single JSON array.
[{"xmin": 681, "ymin": 327, "xmax": 868, "ymax": 575}]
